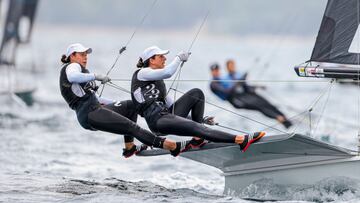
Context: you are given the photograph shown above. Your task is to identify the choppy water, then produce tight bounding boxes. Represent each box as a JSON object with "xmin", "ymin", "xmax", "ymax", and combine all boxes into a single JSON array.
[{"xmin": 1, "ymin": 25, "xmax": 360, "ymax": 202}]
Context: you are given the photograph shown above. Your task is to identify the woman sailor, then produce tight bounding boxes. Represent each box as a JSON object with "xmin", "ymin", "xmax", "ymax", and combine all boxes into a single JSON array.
[
  {"xmin": 59, "ymin": 43, "xmax": 188, "ymax": 157},
  {"xmin": 131, "ymin": 45, "xmax": 265, "ymax": 151}
]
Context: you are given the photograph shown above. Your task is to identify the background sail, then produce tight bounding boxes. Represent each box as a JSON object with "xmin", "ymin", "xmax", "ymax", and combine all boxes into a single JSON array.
[
  {"xmin": 0, "ymin": 0, "xmax": 38, "ymax": 65},
  {"xmin": 19, "ymin": 0, "xmax": 39, "ymax": 43},
  {"xmin": 310, "ymin": 0, "xmax": 360, "ymax": 65},
  {"xmin": 0, "ymin": 0, "xmax": 24, "ymax": 65}
]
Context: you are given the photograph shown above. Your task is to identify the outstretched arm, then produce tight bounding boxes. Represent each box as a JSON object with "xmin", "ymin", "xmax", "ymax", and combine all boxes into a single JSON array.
[
  {"xmin": 66, "ymin": 63, "xmax": 110, "ymax": 84},
  {"xmin": 137, "ymin": 57, "xmax": 181, "ymax": 81}
]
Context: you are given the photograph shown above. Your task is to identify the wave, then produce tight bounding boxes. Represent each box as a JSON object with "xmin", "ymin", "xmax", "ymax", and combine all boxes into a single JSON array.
[{"xmin": 239, "ymin": 177, "xmax": 360, "ymax": 202}]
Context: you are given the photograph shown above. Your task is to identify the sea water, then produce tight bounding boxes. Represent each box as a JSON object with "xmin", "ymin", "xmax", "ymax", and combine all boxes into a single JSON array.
[{"xmin": 1, "ymin": 25, "xmax": 360, "ymax": 203}]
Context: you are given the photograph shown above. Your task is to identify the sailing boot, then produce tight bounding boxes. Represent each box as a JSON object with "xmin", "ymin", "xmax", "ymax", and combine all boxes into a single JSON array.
[
  {"xmin": 122, "ymin": 144, "xmax": 148, "ymax": 158},
  {"xmin": 239, "ymin": 131, "xmax": 266, "ymax": 152},
  {"xmin": 188, "ymin": 137, "xmax": 208, "ymax": 149},
  {"xmin": 170, "ymin": 140, "xmax": 191, "ymax": 157}
]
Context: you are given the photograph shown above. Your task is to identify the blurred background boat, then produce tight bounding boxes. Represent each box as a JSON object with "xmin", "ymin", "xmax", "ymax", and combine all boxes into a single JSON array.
[{"xmin": 0, "ymin": 0, "xmax": 39, "ymax": 106}]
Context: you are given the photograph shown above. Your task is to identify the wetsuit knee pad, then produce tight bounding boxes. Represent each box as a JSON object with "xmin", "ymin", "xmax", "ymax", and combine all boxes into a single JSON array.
[{"xmin": 153, "ymin": 136, "xmax": 165, "ymax": 148}]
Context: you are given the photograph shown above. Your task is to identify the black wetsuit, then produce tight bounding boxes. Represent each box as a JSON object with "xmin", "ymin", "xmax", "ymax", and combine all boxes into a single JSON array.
[
  {"xmin": 131, "ymin": 69, "xmax": 236, "ymax": 143},
  {"xmin": 228, "ymin": 91, "xmax": 285, "ymax": 119},
  {"xmin": 59, "ymin": 63, "xmax": 164, "ymax": 148},
  {"xmin": 210, "ymin": 74, "xmax": 286, "ymax": 120}
]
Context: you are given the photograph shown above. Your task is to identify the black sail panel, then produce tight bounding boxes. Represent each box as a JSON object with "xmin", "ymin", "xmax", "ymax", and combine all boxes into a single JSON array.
[
  {"xmin": 0, "ymin": 0, "xmax": 24, "ymax": 65},
  {"xmin": 310, "ymin": 0, "xmax": 360, "ymax": 65},
  {"xmin": 0, "ymin": 0, "xmax": 38, "ymax": 65}
]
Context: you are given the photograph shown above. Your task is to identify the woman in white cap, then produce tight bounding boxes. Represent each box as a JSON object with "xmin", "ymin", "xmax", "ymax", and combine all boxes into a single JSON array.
[
  {"xmin": 131, "ymin": 46, "xmax": 266, "ymax": 152},
  {"xmin": 59, "ymin": 43, "xmax": 189, "ymax": 157}
]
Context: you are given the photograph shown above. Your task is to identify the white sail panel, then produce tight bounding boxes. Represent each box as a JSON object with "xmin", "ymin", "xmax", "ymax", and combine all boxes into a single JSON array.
[{"xmin": 349, "ymin": 23, "xmax": 360, "ymax": 54}]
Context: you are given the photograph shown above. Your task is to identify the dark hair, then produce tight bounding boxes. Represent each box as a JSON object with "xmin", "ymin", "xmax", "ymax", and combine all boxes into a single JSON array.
[
  {"xmin": 61, "ymin": 54, "xmax": 70, "ymax": 63},
  {"xmin": 210, "ymin": 63, "xmax": 219, "ymax": 71},
  {"xmin": 60, "ymin": 52, "xmax": 79, "ymax": 64},
  {"xmin": 136, "ymin": 58, "xmax": 145, "ymax": 68},
  {"xmin": 136, "ymin": 55, "xmax": 155, "ymax": 68}
]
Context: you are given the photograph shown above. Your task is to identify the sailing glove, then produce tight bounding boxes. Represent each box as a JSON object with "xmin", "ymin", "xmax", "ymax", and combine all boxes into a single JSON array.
[
  {"xmin": 176, "ymin": 51, "xmax": 191, "ymax": 62},
  {"xmin": 95, "ymin": 74, "xmax": 111, "ymax": 84}
]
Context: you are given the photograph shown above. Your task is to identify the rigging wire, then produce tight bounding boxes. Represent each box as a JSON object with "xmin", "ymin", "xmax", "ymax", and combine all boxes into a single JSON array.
[
  {"xmin": 309, "ymin": 110, "xmax": 312, "ymax": 136},
  {"xmin": 252, "ymin": 9, "xmax": 301, "ymax": 79},
  {"xmin": 170, "ymin": 88, "xmax": 287, "ymax": 133},
  {"xmin": 166, "ymin": 9, "xmax": 211, "ymax": 115},
  {"xmin": 287, "ymin": 80, "xmax": 335, "ymax": 136},
  {"xmin": 256, "ymin": 79, "xmax": 336, "ymax": 135},
  {"xmin": 357, "ymin": 0, "xmax": 360, "ymax": 154},
  {"xmin": 171, "ymin": 66, "xmax": 182, "ymax": 114},
  {"xmin": 107, "ymin": 80, "xmax": 304, "ymax": 135},
  {"xmin": 288, "ymin": 110, "xmax": 311, "ymax": 135},
  {"xmin": 106, "ymin": 74, "xmax": 346, "ymax": 139},
  {"xmin": 311, "ymin": 79, "xmax": 334, "ymax": 136},
  {"xmin": 260, "ymin": 108, "xmax": 309, "ymax": 134},
  {"xmin": 264, "ymin": 89, "xmax": 359, "ymax": 128},
  {"xmin": 111, "ymin": 78, "xmax": 331, "ymax": 83},
  {"xmin": 107, "ymin": 81, "xmax": 131, "ymax": 94},
  {"xmin": 98, "ymin": 0, "xmax": 158, "ymax": 97},
  {"xmin": 106, "ymin": 77, "xmax": 338, "ymax": 135},
  {"xmin": 105, "ymin": 82, "xmax": 251, "ymax": 134},
  {"xmin": 105, "ymin": 80, "xmax": 286, "ymax": 134}
]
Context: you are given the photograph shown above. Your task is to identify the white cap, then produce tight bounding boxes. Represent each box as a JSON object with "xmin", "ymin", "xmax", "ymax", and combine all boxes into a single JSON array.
[
  {"xmin": 65, "ymin": 43, "xmax": 92, "ymax": 58},
  {"xmin": 140, "ymin": 46, "xmax": 169, "ymax": 62}
]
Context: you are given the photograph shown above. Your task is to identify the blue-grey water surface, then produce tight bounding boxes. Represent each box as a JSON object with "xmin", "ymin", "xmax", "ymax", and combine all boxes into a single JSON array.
[{"xmin": 1, "ymin": 25, "xmax": 360, "ymax": 203}]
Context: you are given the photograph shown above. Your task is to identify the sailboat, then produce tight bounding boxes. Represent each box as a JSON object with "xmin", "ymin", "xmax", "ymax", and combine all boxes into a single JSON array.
[
  {"xmin": 139, "ymin": 0, "xmax": 360, "ymax": 195},
  {"xmin": 0, "ymin": 0, "xmax": 39, "ymax": 106}
]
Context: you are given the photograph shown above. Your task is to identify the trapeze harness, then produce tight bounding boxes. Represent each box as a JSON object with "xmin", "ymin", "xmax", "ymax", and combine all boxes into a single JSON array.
[
  {"xmin": 59, "ymin": 62, "xmax": 165, "ymax": 148},
  {"xmin": 131, "ymin": 60, "xmax": 237, "ymax": 143}
]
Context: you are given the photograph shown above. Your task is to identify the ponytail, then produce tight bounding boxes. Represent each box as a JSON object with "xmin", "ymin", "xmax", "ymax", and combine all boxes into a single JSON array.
[
  {"xmin": 61, "ymin": 54, "xmax": 70, "ymax": 64},
  {"xmin": 136, "ymin": 58, "xmax": 144, "ymax": 68},
  {"xmin": 136, "ymin": 56, "xmax": 154, "ymax": 68}
]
